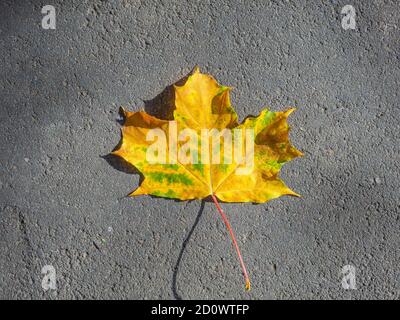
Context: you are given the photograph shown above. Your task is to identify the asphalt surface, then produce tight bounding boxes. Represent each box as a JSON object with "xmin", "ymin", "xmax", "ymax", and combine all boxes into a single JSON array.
[{"xmin": 0, "ymin": 0, "xmax": 399, "ymax": 299}]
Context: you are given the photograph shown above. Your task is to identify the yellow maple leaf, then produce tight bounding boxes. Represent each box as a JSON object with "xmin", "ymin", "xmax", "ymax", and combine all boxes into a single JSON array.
[{"xmin": 111, "ymin": 67, "xmax": 303, "ymax": 291}]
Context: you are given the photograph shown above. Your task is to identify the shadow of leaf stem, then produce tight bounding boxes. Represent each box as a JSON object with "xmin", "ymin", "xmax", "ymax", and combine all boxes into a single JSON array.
[{"xmin": 172, "ymin": 200, "xmax": 206, "ymax": 300}]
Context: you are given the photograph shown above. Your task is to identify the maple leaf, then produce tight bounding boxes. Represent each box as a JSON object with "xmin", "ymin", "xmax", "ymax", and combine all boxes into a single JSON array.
[{"xmin": 111, "ymin": 67, "xmax": 303, "ymax": 291}]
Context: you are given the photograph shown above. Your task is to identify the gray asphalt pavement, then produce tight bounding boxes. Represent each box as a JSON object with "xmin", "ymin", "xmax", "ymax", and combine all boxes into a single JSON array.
[{"xmin": 0, "ymin": 0, "xmax": 399, "ymax": 299}]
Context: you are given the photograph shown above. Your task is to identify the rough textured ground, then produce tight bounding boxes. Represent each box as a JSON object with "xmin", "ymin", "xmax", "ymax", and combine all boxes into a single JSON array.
[{"xmin": 0, "ymin": 0, "xmax": 399, "ymax": 300}]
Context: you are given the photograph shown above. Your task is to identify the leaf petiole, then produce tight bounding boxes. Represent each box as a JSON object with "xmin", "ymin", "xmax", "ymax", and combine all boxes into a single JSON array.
[{"xmin": 211, "ymin": 194, "xmax": 250, "ymax": 291}]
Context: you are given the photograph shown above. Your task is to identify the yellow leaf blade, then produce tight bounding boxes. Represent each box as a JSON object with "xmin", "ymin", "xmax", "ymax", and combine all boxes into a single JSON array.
[
  {"xmin": 213, "ymin": 108, "xmax": 302, "ymax": 203},
  {"xmin": 111, "ymin": 69, "xmax": 302, "ymax": 203}
]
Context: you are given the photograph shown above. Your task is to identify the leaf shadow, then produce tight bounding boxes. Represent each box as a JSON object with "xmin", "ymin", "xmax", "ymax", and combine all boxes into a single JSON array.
[
  {"xmin": 143, "ymin": 70, "xmax": 192, "ymax": 120},
  {"xmin": 102, "ymin": 153, "xmax": 141, "ymax": 175},
  {"xmin": 172, "ymin": 199, "xmax": 206, "ymax": 300}
]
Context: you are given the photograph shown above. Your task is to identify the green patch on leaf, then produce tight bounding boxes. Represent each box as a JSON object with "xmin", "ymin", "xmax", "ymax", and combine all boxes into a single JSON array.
[
  {"xmin": 148, "ymin": 172, "xmax": 193, "ymax": 186},
  {"xmin": 192, "ymin": 163, "xmax": 205, "ymax": 176},
  {"xmin": 152, "ymin": 189, "xmax": 177, "ymax": 198},
  {"xmin": 261, "ymin": 110, "xmax": 276, "ymax": 126},
  {"xmin": 265, "ymin": 160, "xmax": 283, "ymax": 170}
]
